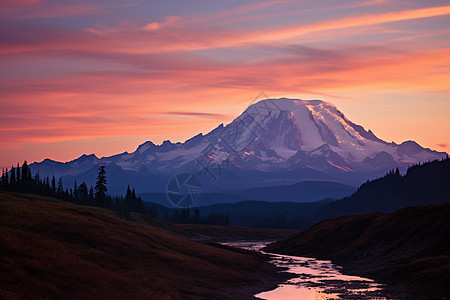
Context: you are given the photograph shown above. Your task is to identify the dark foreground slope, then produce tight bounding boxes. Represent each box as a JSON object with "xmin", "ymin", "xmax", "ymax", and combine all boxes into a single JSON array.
[
  {"xmin": 0, "ymin": 192, "xmax": 289, "ymax": 300},
  {"xmin": 266, "ymin": 203, "xmax": 450, "ymax": 299}
]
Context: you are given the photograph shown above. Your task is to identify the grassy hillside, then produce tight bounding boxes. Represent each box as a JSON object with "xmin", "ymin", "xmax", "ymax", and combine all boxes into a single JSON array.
[
  {"xmin": 162, "ymin": 222, "xmax": 297, "ymax": 242},
  {"xmin": 0, "ymin": 192, "xmax": 289, "ymax": 299},
  {"xmin": 265, "ymin": 203, "xmax": 450, "ymax": 299}
]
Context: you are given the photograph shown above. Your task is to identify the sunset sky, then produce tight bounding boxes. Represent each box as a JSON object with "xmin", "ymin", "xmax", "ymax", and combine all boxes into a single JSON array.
[{"xmin": 1, "ymin": 0, "xmax": 449, "ymax": 169}]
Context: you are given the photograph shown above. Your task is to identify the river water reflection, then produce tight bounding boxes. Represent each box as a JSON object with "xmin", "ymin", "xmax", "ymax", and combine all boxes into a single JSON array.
[{"xmin": 222, "ymin": 241, "xmax": 388, "ymax": 300}]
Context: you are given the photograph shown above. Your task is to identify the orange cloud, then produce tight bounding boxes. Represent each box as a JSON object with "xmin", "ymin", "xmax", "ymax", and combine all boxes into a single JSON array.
[
  {"xmin": 1, "ymin": 1, "xmax": 449, "ymax": 167},
  {"xmin": 143, "ymin": 23, "xmax": 160, "ymax": 31},
  {"xmin": 1, "ymin": 45, "xmax": 448, "ymax": 145},
  {"xmin": 256, "ymin": 5, "xmax": 450, "ymax": 44}
]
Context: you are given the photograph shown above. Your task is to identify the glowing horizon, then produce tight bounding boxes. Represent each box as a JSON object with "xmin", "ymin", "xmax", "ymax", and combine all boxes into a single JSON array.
[{"xmin": 1, "ymin": 0, "xmax": 449, "ymax": 169}]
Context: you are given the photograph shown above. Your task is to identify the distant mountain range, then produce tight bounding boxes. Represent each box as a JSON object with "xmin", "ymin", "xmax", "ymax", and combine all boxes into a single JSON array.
[
  {"xmin": 177, "ymin": 158, "xmax": 450, "ymax": 229},
  {"xmin": 30, "ymin": 98, "xmax": 447, "ymax": 194},
  {"xmin": 140, "ymin": 180, "xmax": 355, "ymax": 207}
]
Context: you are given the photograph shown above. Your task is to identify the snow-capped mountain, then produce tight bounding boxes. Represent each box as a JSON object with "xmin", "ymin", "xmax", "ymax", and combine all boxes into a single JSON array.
[{"xmin": 30, "ymin": 98, "xmax": 447, "ymax": 193}]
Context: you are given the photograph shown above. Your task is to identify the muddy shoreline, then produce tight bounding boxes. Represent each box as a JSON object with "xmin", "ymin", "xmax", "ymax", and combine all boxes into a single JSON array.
[
  {"xmin": 203, "ymin": 242, "xmax": 294, "ymax": 300},
  {"xmin": 338, "ymin": 258, "xmax": 450, "ymax": 300},
  {"xmin": 222, "ymin": 260, "xmax": 294, "ymax": 300}
]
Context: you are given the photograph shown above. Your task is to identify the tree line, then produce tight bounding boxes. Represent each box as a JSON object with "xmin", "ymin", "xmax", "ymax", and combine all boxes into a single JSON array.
[
  {"xmin": 165, "ymin": 207, "xmax": 230, "ymax": 226},
  {"xmin": 0, "ymin": 162, "xmax": 229, "ymax": 226},
  {"xmin": 314, "ymin": 157, "xmax": 450, "ymax": 221},
  {"xmin": 0, "ymin": 163, "xmax": 146, "ymax": 218}
]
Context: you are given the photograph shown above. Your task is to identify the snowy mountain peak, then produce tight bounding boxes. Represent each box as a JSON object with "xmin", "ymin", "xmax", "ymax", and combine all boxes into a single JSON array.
[
  {"xmin": 69, "ymin": 153, "xmax": 98, "ymax": 163},
  {"xmin": 248, "ymin": 98, "xmax": 336, "ymax": 111},
  {"xmin": 228, "ymin": 98, "xmax": 383, "ymax": 161},
  {"xmin": 29, "ymin": 98, "xmax": 447, "ymax": 193}
]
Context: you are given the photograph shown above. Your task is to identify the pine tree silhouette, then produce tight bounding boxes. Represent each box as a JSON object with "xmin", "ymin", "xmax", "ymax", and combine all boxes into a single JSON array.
[
  {"xmin": 21, "ymin": 161, "xmax": 31, "ymax": 191},
  {"xmin": 16, "ymin": 163, "xmax": 21, "ymax": 185},
  {"xmin": 10, "ymin": 166, "xmax": 16, "ymax": 188},
  {"xmin": 94, "ymin": 166, "xmax": 107, "ymax": 207},
  {"xmin": 57, "ymin": 178, "xmax": 63, "ymax": 197}
]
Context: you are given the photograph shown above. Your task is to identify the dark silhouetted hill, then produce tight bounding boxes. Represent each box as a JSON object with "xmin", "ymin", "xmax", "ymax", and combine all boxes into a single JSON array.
[
  {"xmin": 315, "ymin": 158, "xmax": 450, "ymax": 221},
  {"xmin": 226, "ymin": 180, "xmax": 355, "ymax": 203},
  {"xmin": 266, "ymin": 202, "xmax": 450, "ymax": 298},
  {"xmin": 140, "ymin": 180, "xmax": 355, "ymax": 207}
]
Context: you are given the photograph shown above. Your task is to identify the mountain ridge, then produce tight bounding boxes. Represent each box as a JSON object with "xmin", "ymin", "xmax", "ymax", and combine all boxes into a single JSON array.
[{"xmin": 30, "ymin": 98, "xmax": 447, "ymax": 193}]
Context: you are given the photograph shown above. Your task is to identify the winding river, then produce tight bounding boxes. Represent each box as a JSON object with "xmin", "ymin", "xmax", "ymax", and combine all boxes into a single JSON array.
[{"xmin": 222, "ymin": 241, "xmax": 388, "ymax": 300}]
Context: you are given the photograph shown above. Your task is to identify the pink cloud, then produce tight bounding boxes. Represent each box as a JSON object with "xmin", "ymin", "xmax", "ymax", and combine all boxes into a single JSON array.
[
  {"xmin": 1, "ymin": 1, "xmax": 449, "ymax": 167},
  {"xmin": 2, "ymin": 4, "xmax": 450, "ymax": 56},
  {"xmin": 1, "ymin": 45, "xmax": 448, "ymax": 145},
  {"xmin": 162, "ymin": 111, "xmax": 232, "ymax": 119}
]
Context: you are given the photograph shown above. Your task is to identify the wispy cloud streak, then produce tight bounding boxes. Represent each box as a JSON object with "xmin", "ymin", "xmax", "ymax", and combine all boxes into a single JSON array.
[{"xmin": 0, "ymin": 0, "xmax": 449, "ymax": 166}]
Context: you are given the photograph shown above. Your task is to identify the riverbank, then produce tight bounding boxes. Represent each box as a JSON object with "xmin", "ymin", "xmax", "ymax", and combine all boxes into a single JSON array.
[
  {"xmin": 338, "ymin": 256, "xmax": 450, "ymax": 300},
  {"xmin": 265, "ymin": 203, "xmax": 450, "ymax": 299},
  {"xmin": 227, "ymin": 241, "xmax": 387, "ymax": 299}
]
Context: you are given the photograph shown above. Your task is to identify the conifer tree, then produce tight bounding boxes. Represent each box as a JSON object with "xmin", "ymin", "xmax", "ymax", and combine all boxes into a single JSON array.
[
  {"xmin": 51, "ymin": 176, "xmax": 56, "ymax": 195},
  {"xmin": 10, "ymin": 166, "xmax": 16, "ymax": 187},
  {"xmin": 45, "ymin": 177, "xmax": 50, "ymax": 193},
  {"xmin": 94, "ymin": 166, "xmax": 107, "ymax": 206},
  {"xmin": 89, "ymin": 186, "xmax": 94, "ymax": 205},
  {"xmin": 194, "ymin": 208, "xmax": 200, "ymax": 223},
  {"xmin": 57, "ymin": 178, "xmax": 63, "ymax": 196},
  {"xmin": 4, "ymin": 168, "xmax": 9, "ymax": 189},
  {"xmin": 16, "ymin": 163, "xmax": 21, "ymax": 185},
  {"xmin": 1, "ymin": 169, "xmax": 5, "ymax": 189},
  {"xmin": 21, "ymin": 161, "xmax": 31, "ymax": 184},
  {"xmin": 34, "ymin": 172, "xmax": 40, "ymax": 191},
  {"xmin": 78, "ymin": 182, "xmax": 88, "ymax": 204},
  {"xmin": 73, "ymin": 180, "xmax": 78, "ymax": 202}
]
